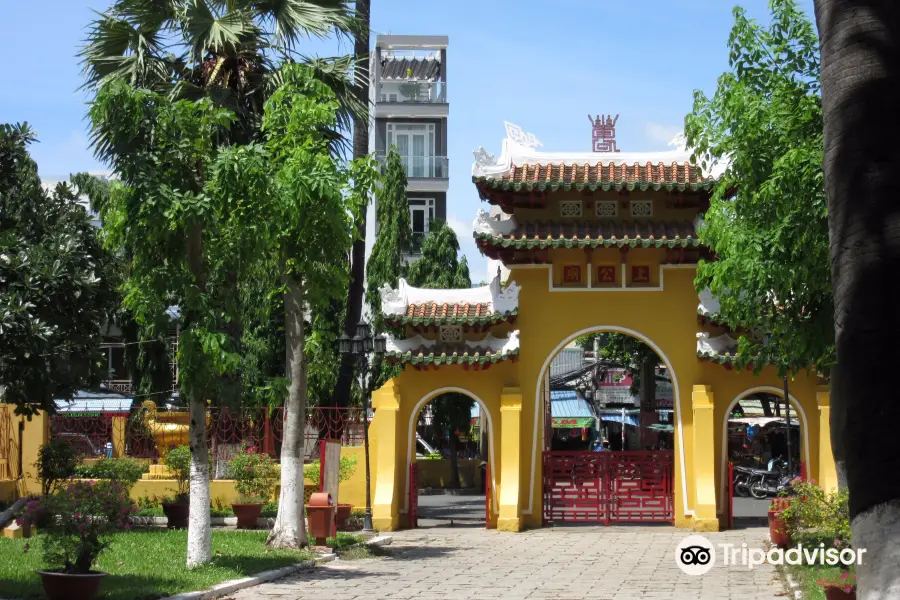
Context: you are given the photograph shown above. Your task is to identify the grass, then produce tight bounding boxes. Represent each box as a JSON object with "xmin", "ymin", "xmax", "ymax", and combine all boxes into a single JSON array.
[
  {"xmin": 784, "ymin": 561, "xmax": 856, "ymax": 600},
  {"xmin": 325, "ymin": 533, "xmax": 385, "ymax": 561},
  {"xmin": 134, "ymin": 500, "xmax": 279, "ymax": 518},
  {"xmin": 0, "ymin": 530, "xmax": 315, "ymax": 600}
]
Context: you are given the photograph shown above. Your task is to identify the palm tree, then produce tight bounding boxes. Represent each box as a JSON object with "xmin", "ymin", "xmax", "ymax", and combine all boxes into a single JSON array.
[
  {"xmin": 814, "ymin": 1, "xmax": 900, "ymax": 596},
  {"xmin": 81, "ymin": 0, "xmax": 366, "ymax": 150}
]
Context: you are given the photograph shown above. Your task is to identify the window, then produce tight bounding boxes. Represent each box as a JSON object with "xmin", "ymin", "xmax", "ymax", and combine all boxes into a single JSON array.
[
  {"xmin": 409, "ymin": 197, "xmax": 435, "ymax": 237},
  {"xmin": 630, "ymin": 200, "xmax": 653, "ymax": 218},
  {"xmin": 387, "ymin": 123, "xmax": 436, "ymax": 177},
  {"xmin": 595, "ymin": 201, "xmax": 618, "ymax": 217},
  {"xmin": 559, "ymin": 200, "xmax": 583, "ymax": 218}
]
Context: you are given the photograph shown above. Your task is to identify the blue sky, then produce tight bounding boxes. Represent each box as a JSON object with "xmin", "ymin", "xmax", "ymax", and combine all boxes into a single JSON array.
[{"xmin": 0, "ymin": 0, "xmax": 817, "ymax": 283}]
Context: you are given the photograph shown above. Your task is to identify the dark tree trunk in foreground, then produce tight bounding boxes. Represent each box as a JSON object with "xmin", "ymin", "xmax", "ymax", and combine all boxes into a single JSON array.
[
  {"xmin": 333, "ymin": 0, "xmax": 372, "ymax": 410},
  {"xmin": 815, "ymin": 1, "xmax": 900, "ymax": 596}
]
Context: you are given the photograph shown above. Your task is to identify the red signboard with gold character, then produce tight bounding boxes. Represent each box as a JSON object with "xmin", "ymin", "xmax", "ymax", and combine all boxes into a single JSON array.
[
  {"xmin": 562, "ymin": 265, "xmax": 582, "ymax": 284},
  {"xmin": 631, "ymin": 266, "xmax": 651, "ymax": 283},
  {"xmin": 596, "ymin": 265, "xmax": 616, "ymax": 284}
]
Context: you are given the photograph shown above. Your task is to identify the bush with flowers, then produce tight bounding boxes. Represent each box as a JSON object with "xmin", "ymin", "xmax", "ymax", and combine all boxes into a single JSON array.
[
  {"xmin": 226, "ymin": 449, "xmax": 278, "ymax": 504},
  {"xmin": 779, "ymin": 479, "xmax": 851, "ymax": 549},
  {"xmin": 20, "ymin": 480, "xmax": 135, "ymax": 574}
]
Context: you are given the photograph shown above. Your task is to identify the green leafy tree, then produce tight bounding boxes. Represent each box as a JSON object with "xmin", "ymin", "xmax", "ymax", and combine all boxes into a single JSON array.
[
  {"xmin": 406, "ymin": 220, "xmax": 471, "ymax": 289},
  {"xmin": 684, "ymin": 0, "xmax": 831, "ymax": 374},
  {"xmin": 0, "ymin": 124, "xmax": 118, "ymax": 416},
  {"xmin": 428, "ymin": 393, "xmax": 475, "ymax": 489},
  {"xmin": 260, "ymin": 64, "xmax": 376, "ymax": 549},
  {"xmin": 88, "ymin": 82, "xmax": 275, "ymax": 567},
  {"xmin": 365, "ymin": 146, "xmax": 411, "ymax": 330}
]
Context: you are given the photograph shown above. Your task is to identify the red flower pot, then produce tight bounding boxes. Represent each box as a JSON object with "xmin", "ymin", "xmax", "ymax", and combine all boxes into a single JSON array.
[
  {"xmin": 817, "ymin": 581, "xmax": 856, "ymax": 600},
  {"xmin": 38, "ymin": 570, "xmax": 107, "ymax": 600},
  {"xmin": 335, "ymin": 504, "xmax": 352, "ymax": 531},
  {"xmin": 161, "ymin": 501, "xmax": 189, "ymax": 529},
  {"xmin": 768, "ymin": 509, "xmax": 791, "ymax": 548},
  {"xmin": 232, "ymin": 503, "xmax": 263, "ymax": 529}
]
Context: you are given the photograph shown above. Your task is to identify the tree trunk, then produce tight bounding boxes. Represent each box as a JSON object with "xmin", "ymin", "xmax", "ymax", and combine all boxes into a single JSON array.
[
  {"xmin": 448, "ymin": 433, "xmax": 460, "ymax": 489},
  {"xmin": 815, "ymin": 2, "xmax": 900, "ymax": 597},
  {"xmin": 268, "ymin": 276, "xmax": 309, "ymax": 549},
  {"xmin": 760, "ymin": 395, "xmax": 774, "ymax": 418},
  {"xmin": 332, "ymin": 0, "xmax": 371, "ymax": 411},
  {"xmin": 186, "ymin": 393, "xmax": 212, "ymax": 567}
]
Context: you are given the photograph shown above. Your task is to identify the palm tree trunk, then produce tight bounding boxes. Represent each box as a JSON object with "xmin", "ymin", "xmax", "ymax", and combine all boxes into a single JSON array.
[
  {"xmin": 333, "ymin": 0, "xmax": 371, "ymax": 411},
  {"xmin": 268, "ymin": 275, "xmax": 308, "ymax": 548},
  {"xmin": 185, "ymin": 222, "xmax": 212, "ymax": 568},
  {"xmin": 815, "ymin": 2, "xmax": 900, "ymax": 597}
]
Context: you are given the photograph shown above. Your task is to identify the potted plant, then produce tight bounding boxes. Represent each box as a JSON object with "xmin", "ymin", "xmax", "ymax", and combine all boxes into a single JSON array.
[
  {"xmin": 23, "ymin": 480, "xmax": 134, "ymax": 600},
  {"xmin": 160, "ymin": 445, "xmax": 190, "ymax": 529},
  {"xmin": 817, "ymin": 569, "xmax": 856, "ymax": 600},
  {"xmin": 227, "ymin": 449, "xmax": 278, "ymax": 529},
  {"xmin": 304, "ymin": 456, "xmax": 358, "ymax": 531},
  {"xmin": 768, "ymin": 496, "xmax": 792, "ymax": 549}
]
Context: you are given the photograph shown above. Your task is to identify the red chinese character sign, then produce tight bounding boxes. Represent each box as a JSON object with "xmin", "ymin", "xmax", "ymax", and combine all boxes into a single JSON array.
[{"xmin": 589, "ymin": 114, "xmax": 621, "ymax": 153}]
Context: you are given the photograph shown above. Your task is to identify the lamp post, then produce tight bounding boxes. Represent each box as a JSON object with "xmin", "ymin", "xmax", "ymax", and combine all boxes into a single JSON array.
[
  {"xmin": 338, "ymin": 318, "xmax": 386, "ymax": 533},
  {"xmin": 764, "ymin": 334, "xmax": 794, "ymax": 477}
]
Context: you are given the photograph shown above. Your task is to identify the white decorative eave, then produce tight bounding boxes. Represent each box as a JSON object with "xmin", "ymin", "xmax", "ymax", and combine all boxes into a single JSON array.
[
  {"xmin": 472, "ymin": 126, "xmax": 730, "ymax": 181},
  {"xmin": 696, "ymin": 332, "xmax": 739, "ymax": 356},
  {"xmin": 385, "ymin": 331, "xmax": 520, "ymax": 355},
  {"xmin": 378, "ymin": 273, "xmax": 520, "ymax": 316},
  {"xmin": 697, "ymin": 288, "xmax": 722, "ymax": 318},
  {"xmin": 473, "ymin": 209, "xmax": 517, "ymax": 237}
]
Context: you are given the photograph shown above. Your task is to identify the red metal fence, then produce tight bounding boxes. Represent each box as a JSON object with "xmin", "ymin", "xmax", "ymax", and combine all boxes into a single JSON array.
[
  {"xmin": 50, "ymin": 406, "xmax": 366, "ymax": 460},
  {"xmin": 409, "ymin": 462, "xmax": 418, "ymax": 529},
  {"xmin": 542, "ymin": 450, "xmax": 674, "ymax": 525}
]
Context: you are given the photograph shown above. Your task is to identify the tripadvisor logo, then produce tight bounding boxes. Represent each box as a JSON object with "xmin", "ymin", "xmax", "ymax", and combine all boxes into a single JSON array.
[{"xmin": 675, "ymin": 535, "xmax": 866, "ymax": 575}]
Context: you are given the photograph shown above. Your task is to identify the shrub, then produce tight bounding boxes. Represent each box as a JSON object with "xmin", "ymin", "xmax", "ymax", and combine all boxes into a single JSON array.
[
  {"xmin": 74, "ymin": 458, "xmax": 149, "ymax": 492},
  {"xmin": 35, "ymin": 439, "xmax": 78, "ymax": 496},
  {"xmin": 303, "ymin": 455, "xmax": 358, "ymax": 485},
  {"xmin": 780, "ymin": 480, "xmax": 851, "ymax": 548},
  {"xmin": 227, "ymin": 449, "xmax": 278, "ymax": 503},
  {"xmin": 164, "ymin": 445, "xmax": 191, "ymax": 502},
  {"xmin": 22, "ymin": 480, "xmax": 135, "ymax": 574}
]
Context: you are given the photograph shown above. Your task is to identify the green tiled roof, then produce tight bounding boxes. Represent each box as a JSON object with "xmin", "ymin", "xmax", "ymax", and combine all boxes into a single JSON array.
[
  {"xmin": 474, "ymin": 220, "xmax": 700, "ymax": 252},
  {"xmin": 386, "ymin": 347, "xmax": 519, "ymax": 366},
  {"xmin": 386, "ymin": 308, "xmax": 518, "ymax": 327}
]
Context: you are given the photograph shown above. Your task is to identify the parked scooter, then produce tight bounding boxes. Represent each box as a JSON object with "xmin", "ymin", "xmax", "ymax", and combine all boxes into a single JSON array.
[
  {"xmin": 732, "ymin": 465, "xmax": 756, "ymax": 497},
  {"xmin": 746, "ymin": 458, "xmax": 796, "ymax": 499}
]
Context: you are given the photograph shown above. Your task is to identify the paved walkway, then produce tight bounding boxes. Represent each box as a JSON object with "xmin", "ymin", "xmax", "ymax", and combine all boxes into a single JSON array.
[{"xmin": 226, "ymin": 525, "xmax": 786, "ymax": 600}]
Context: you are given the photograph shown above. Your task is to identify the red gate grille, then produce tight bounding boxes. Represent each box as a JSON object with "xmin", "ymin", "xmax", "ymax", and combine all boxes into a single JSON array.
[
  {"xmin": 543, "ymin": 451, "xmax": 674, "ymax": 524},
  {"xmin": 409, "ymin": 462, "xmax": 418, "ymax": 529}
]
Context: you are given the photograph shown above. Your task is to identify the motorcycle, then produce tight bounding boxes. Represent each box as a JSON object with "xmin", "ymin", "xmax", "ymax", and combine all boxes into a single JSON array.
[
  {"xmin": 746, "ymin": 458, "xmax": 796, "ymax": 499},
  {"xmin": 732, "ymin": 465, "xmax": 756, "ymax": 497}
]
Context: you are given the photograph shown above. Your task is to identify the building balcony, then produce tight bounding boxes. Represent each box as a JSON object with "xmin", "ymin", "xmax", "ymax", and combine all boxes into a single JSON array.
[
  {"xmin": 378, "ymin": 80, "xmax": 446, "ymax": 104},
  {"xmin": 376, "ymin": 154, "xmax": 449, "ymax": 180}
]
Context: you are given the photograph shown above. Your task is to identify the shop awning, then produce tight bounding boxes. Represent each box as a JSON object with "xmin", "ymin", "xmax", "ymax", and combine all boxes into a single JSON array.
[
  {"xmin": 550, "ymin": 390, "xmax": 595, "ymax": 428},
  {"xmin": 599, "ymin": 413, "xmax": 640, "ymax": 427},
  {"xmin": 729, "ymin": 417, "xmax": 800, "ymax": 428}
]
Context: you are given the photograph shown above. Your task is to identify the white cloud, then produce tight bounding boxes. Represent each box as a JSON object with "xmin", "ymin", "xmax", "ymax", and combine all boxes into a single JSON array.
[{"xmin": 644, "ymin": 122, "xmax": 683, "ymax": 147}]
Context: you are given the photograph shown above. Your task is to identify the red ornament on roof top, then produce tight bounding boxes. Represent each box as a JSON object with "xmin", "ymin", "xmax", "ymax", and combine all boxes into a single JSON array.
[{"xmin": 589, "ymin": 114, "xmax": 621, "ymax": 153}]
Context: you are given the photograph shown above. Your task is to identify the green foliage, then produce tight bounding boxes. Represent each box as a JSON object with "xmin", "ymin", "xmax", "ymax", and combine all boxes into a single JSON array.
[
  {"xmin": 779, "ymin": 480, "xmax": 851, "ymax": 549},
  {"xmin": 406, "ymin": 221, "xmax": 472, "ymax": 289},
  {"xmin": 684, "ymin": 0, "xmax": 832, "ymax": 374},
  {"xmin": 164, "ymin": 445, "xmax": 192, "ymax": 501},
  {"xmin": 74, "ymin": 458, "xmax": 148, "ymax": 492},
  {"xmin": 23, "ymin": 480, "xmax": 135, "ymax": 574},
  {"xmin": 0, "ymin": 124, "xmax": 118, "ymax": 416},
  {"xmin": 303, "ymin": 455, "xmax": 358, "ymax": 484},
  {"xmin": 226, "ymin": 450, "xmax": 278, "ymax": 503},
  {"xmin": 35, "ymin": 440, "xmax": 78, "ymax": 497},
  {"xmin": 366, "ymin": 146, "xmax": 411, "ymax": 330},
  {"xmin": 575, "ymin": 333, "xmax": 660, "ymax": 396}
]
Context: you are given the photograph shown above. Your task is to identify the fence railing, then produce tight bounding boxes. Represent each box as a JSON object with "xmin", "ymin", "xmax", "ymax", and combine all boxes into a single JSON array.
[{"xmin": 50, "ymin": 406, "xmax": 367, "ymax": 463}]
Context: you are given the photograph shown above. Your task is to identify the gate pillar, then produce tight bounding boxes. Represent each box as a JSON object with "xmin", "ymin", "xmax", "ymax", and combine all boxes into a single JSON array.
[
  {"xmin": 371, "ymin": 380, "xmax": 401, "ymax": 531},
  {"xmin": 692, "ymin": 385, "xmax": 719, "ymax": 532},
  {"xmin": 498, "ymin": 387, "xmax": 523, "ymax": 532},
  {"xmin": 816, "ymin": 386, "xmax": 839, "ymax": 494}
]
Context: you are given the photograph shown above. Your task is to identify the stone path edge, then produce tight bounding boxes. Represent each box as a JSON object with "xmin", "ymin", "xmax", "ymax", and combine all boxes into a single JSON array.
[{"xmin": 160, "ymin": 553, "xmax": 335, "ymax": 600}]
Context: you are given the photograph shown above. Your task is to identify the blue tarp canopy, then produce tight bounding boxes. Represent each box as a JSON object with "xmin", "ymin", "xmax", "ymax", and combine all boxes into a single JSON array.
[
  {"xmin": 599, "ymin": 413, "xmax": 640, "ymax": 427},
  {"xmin": 54, "ymin": 390, "xmax": 133, "ymax": 415}
]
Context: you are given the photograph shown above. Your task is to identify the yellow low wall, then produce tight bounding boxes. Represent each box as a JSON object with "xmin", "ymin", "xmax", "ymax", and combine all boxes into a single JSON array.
[
  {"xmin": 0, "ymin": 480, "xmax": 17, "ymax": 503},
  {"xmin": 417, "ymin": 459, "xmax": 480, "ymax": 489}
]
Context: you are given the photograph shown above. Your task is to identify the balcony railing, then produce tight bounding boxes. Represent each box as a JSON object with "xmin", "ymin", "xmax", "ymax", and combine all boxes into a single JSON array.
[
  {"xmin": 377, "ymin": 80, "xmax": 446, "ymax": 104},
  {"xmin": 376, "ymin": 154, "xmax": 449, "ymax": 178}
]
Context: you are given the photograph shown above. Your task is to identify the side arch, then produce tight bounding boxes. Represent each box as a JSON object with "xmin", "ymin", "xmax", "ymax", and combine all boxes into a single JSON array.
[
  {"xmin": 717, "ymin": 386, "xmax": 811, "ymax": 512},
  {"xmin": 403, "ymin": 387, "xmax": 498, "ymax": 514},
  {"xmin": 529, "ymin": 325, "xmax": 690, "ymax": 517}
]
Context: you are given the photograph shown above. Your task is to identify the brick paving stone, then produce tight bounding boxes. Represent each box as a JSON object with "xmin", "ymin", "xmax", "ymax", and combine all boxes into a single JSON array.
[{"xmin": 224, "ymin": 526, "xmax": 786, "ymax": 600}]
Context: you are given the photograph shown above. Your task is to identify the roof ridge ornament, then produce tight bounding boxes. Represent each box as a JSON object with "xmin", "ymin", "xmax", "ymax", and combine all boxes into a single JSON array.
[
  {"xmin": 504, "ymin": 121, "xmax": 542, "ymax": 149},
  {"xmin": 473, "ymin": 208, "xmax": 517, "ymax": 237}
]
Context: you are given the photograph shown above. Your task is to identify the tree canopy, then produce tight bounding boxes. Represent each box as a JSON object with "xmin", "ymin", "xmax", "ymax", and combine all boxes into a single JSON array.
[
  {"xmin": 685, "ymin": 0, "xmax": 831, "ymax": 374},
  {"xmin": 406, "ymin": 220, "xmax": 471, "ymax": 289},
  {"xmin": 0, "ymin": 124, "xmax": 117, "ymax": 416}
]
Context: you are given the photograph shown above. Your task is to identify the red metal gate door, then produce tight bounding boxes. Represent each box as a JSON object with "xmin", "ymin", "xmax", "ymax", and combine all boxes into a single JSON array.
[
  {"xmin": 409, "ymin": 462, "xmax": 418, "ymax": 529},
  {"xmin": 485, "ymin": 463, "xmax": 491, "ymax": 529},
  {"xmin": 727, "ymin": 461, "xmax": 735, "ymax": 530},
  {"xmin": 542, "ymin": 451, "xmax": 610, "ymax": 524},
  {"xmin": 607, "ymin": 451, "xmax": 674, "ymax": 523}
]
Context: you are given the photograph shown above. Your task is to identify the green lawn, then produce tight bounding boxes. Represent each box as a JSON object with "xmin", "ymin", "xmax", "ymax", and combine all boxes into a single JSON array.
[
  {"xmin": 783, "ymin": 562, "xmax": 856, "ymax": 600},
  {"xmin": 0, "ymin": 530, "xmax": 314, "ymax": 600}
]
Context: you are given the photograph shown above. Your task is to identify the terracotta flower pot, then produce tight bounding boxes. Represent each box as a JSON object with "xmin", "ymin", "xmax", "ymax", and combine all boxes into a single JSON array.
[
  {"xmin": 161, "ymin": 501, "xmax": 189, "ymax": 529},
  {"xmin": 38, "ymin": 570, "xmax": 107, "ymax": 600},
  {"xmin": 817, "ymin": 581, "xmax": 856, "ymax": 600},
  {"xmin": 335, "ymin": 504, "xmax": 352, "ymax": 531},
  {"xmin": 767, "ymin": 509, "xmax": 791, "ymax": 548},
  {"xmin": 232, "ymin": 503, "xmax": 263, "ymax": 529}
]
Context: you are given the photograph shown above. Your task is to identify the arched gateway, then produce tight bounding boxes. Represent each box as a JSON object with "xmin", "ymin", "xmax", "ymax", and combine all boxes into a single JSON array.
[{"xmin": 367, "ymin": 123, "xmax": 838, "ymax": 532}]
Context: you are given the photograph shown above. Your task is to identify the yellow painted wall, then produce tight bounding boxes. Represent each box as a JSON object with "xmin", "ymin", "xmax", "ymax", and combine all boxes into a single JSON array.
[
  {"xmin": 0, "ymin": 480, "xmax": 17, "ymax": 503},
  {"xmin": 416, "ymin": 459, "xmax": 480, "ymax": 489}
]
